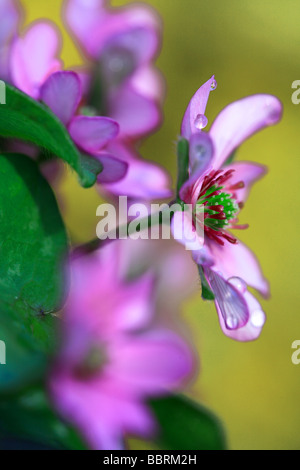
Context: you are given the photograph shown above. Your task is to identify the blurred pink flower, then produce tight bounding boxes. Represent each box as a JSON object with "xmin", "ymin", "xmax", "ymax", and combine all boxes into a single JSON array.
[
  {"xmin": 7, "ymin": 18, "xmax": 170, "ymax": 197},
  {"xmin": 173, "ymin": 76, "xmax": 283, "ymax": 341},
  {"xmin": 49, "ymin": 244, "xmax": 194, "ymax": 450},
  {"xmin": 40, "ymin": 71, "xmax": 128, "ymax": 184},
  {"xmin": 10, "ymin": 21, "xmax": 63, "ymax": 99},
  {"xmin": 64, "ymin": 0, "xmax": 171, "ymax": 200},
  {"xmin": 0, "ymin": 0, "xmax": 21, "ymax": 82},
  {"xmin": 64, "ymin": 0, "xmax": 164, "ymax": 141},
  {"xmin": 7, "ymin": 23, "xmax": 127, "ymax": 184}
]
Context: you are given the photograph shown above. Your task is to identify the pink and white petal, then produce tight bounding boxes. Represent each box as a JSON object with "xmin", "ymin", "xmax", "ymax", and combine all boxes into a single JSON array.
[
  {"xmin": 131, "ymin": 65, "xmax": 165, "ymax": 102},
  {"xmin": 94, "ymin": 153, "xmax": 128, "ymax": 184},
  {"xmin": 109, "ymin": 86, "xmax": 161, "ymax": 139},
  {"xmin": 208, "ymin": 239, "xmax": 270, "ymax": 298},
  {"xmin": 65, "ymin": 0, "xmax": 161, "ymax": 63},
  {"xmin": 0, "ymin": 0, "xmax": 21, "ymax": 45},
  {"xmin": 204, "ymin": 268, "xmax": 249, "ymax": 331},
  {"xmin": 179, "ymin": 132, "xmax": 214, "ymax": 205},
  {"xmin": 10, "ymin": 21, "xmax": 62, "ymax": 98},
  {"xmin": 110, "ymin": 330, "xmax": 194, "ymax": 395},
  {"xmin": 209, "ymin": 94, "xmax": 283, "ymax": 169},
  {"xmin": 69, "ymin": 115, "xmax": 119, "ymax": 153},
  {"xmin": 64, "ymin": 0, "xmax": 107, "ymax": 57},
  {"xmin": 224, "ymin": 161, "xmax": 267, "ymax": 203},
  {"xmin": 0, "ymin": 0, "xmax": 21, "ymax": 81},
  {"xmin": 49, "ymin": 371, "xmax": 126, "ymax": 450},
  {"xmin": 171, "ymin": 211, "xmax": 204, "ymax": 252},
  {"xmin": 216, "ymin": 285, "xmax": 266, "ymax": 342},
  {"xmin": 92, "ymin": 5, "xmax": 161, "ymax": 63},
  {"xmin": 102, "ymin": 142, "xmax": 172, "ymax": 200},
  {"xmin": 40, "ymin": 71, "xmax": 81, "ymax": 126},
  {"xmin": 181, "ymin": 75, "xmax": 216, "ymax": 140},
  {"xmin": 113, "ymin": 272, "xmax": 155, "ymax": 332}
]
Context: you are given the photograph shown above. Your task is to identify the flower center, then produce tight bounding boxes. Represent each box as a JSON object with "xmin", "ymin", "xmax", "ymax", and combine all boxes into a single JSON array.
[
  {"xmin": 100, "ymin": 45, "xmax": 136, "ymax": 87},
  {"xmin": 196, "ymin": 169, "xmax": 248, "ymax": 246},
  {"xmin": 74, "ymin": 345, "xmax": 108, "ymax": 380}
]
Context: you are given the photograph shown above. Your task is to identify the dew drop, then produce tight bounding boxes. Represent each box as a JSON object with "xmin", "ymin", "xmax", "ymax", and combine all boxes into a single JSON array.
[
  {"xmin": 228, "ymin": 277, "xmax": 247, "ymax": 293},
  {"xmin": 194, "ymin": 114, "xmax": 208, "ymax": 130},
  {"xmin": 250, "ymin": 309, "xmax": 266, "ymax": 328},
  {"xmin": 226, "ymin": 315, "xmax": 239, "ymax": 330},
  {"xmin": 211, "ymin": 79, "xmax": 218, "ymax": 91}
]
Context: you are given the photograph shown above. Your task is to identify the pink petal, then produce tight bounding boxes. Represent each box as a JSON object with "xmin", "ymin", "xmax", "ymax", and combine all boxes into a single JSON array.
[
  {"xmin": 204, "ymin": 268, "xmax": 249, "ymax": 331},
  {"xmin": 207, "ymin": 239, "xmax": 270, "ymax": 298},
  {"xmin": 65, "ymin": 0, "xmax": 161, "ymax": 63},
  {"xmin": 95, "ymin": 153, "xmax": 128, "ymax": 184},
  {"xmin": 179, "ymin": 132, "xmax": 214, "ymax": 205},
  {"xmin": 64, "ymin": 0, "xmax": 110, "ymax": 57},
  {"xmin": 10, "ymin": 21, "xmax": 62, "ymax": 98},
  {"xmin": 224, "ymin": 161, "xmax": 267, "ymax": 203},
  {"xmin": 69, "ymin": 115, "xmax": 119, "ymax": 153},
  {"xmin": 171, "ymin": 210, "xmax": 204, "ymax": 252},
  {"xmin": 181, "ymin": 75, "xmax": 216, "ymax": 140},
  {"xmin": 110, "ymin": 330, "xmax": 194, "ymax": 395},
  {"xmin": 102, "ymin": 142, "xmax": 172, "ymax": 200},
  {"xmin": 109, "ymin": 85, "xmax": 161, "ymax": 139},
  {"xmin": 209, "ymin": 94, "xmax": 283, "ymax": 169},
  {"xmin": 131, "ymin": 65, "xmax": 165, "ymax": 102},
  {"xmin": 49, "ymin": 370, "xmax": 155, "ymax": 449},
  {"xmin": 0, "ymin": 0, "xmax": 21, "ymax": 81},
  {"xmin": 40, "ymin": 71, "xmax": 82, "ymax": 126},
  {"xmin": 0, "ymin": 0, "xmax": 20, "ymax": 45},
  {"xmin": 216, "ymin": 282, "xmax": 266, "ymax": 342}
]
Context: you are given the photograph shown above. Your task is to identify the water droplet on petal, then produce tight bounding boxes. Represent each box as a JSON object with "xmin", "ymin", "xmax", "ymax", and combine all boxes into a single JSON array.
[
  {"xmin": 229, "ymin": 277, "xmax": 247, "ymax": 293},
  {"xmin": 250, "ymin": 309, "xmax": 266, "ymax": 328},
  {"xmin": 226, "ymin": 315, "xmax": 239, "ymax": 330},
  {"xmin": 194, "ymin": 114, "xmax": 208, "ymax": 130},
  {"xmin": 210, "ymin": 79, "xmax": 218, "ymax": 91}
]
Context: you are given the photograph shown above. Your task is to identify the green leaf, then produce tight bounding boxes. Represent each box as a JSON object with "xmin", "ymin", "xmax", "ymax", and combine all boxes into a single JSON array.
[
  {"xmin": 0, "ymin": 388, "xmax": 87, "ymax": 450},
  {"xmin": 150, "ymin": 395, "xmax": 226, "ymax": 450},
  {"xmin": 198, "ymin": 265, "xmax": 215, "ymax": 301},
  {"xmin": 0, "ymin": 83, "xmax": 102, "ymax": 187},
  {"xmin": 176, "ymin": 138, "xmax": 190, "ymax": 198},
  {"xmin": 0, "ymin": 154, "xmax": 68, "ymax": 391}
]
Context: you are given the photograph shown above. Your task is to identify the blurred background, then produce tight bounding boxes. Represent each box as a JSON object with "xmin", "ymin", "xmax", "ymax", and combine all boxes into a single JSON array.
[{"xmin": 19, "ymin": 0, "xmax": 300, "ymax": 450}]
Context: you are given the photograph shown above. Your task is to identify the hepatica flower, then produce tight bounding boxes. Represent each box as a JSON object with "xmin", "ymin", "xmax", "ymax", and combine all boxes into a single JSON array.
[
  {"xmin": 173, "ymin": 76, "xmax": 283, "ymax": 341},
  {"xmin": 64, "ymin": 0, "xmax": 171, "ymax": 200},
  {"xmin": 7, "ymin": 14, "xmax": 170, "ymax": 199},
  {"xmin": 49, "ymin": 245, "xmax": 193, "ymax": 450},
  {"xmin": 64, "ymin": 0, "xmax": 163, "ymax": 141},
  {"xmin": 6, "ymin": 22, "xmax": 127, "ymax": 183},
  {"xmin": 40, "ymin": 71, "xmax": 128, "ymax": 184}
]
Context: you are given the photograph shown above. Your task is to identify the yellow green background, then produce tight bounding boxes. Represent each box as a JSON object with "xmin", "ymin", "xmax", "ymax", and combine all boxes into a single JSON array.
[{"xmin": 19, "ymin": 0, "xmax": 300, "ymax": 450}]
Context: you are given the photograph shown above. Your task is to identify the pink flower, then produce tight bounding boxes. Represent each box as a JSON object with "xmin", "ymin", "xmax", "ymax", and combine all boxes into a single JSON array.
[
  {"xmin": 64, "ymin": 0, "xmax": 163, "ymax": 141},
  {"xmin": 10, "ymin": 21, "xmax": 63, "ymax": 99},
  {"xmin": 0, "ymin": 0, "xmax": 21, "ymax": 82},
  {"xmin": 63, "ymin": 0, "xmax": 171, "ymax": 200},
  {"xmin": 8, "ymin": 18, "xmax": 170, "ymax": 197},
  {"xmin": 7, "ymin": 20, "xmax": 127, "ymax": 184},
  {"xmin": 172, "ymin": 76, "xmax": 283, "ymax": 341},
  {"xmin": 49, "ymin": 243, "xmax": 194, "ymax": 450},
  {"xmin": 40, "ymin": 71, "xmax": 128, "ymax": 184}
]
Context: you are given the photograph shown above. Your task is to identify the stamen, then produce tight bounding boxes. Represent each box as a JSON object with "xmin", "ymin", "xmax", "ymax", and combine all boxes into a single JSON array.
[{"xmin": 195, "ymin": 169, "xmax": 247, "ymax": 245}]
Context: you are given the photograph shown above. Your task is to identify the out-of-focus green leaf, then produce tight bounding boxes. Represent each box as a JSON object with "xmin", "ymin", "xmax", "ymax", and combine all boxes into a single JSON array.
[
  {"xmin": 198, "ymin": 265, "xmax": 215, "ymax": 301},
  {"xmin": 0, "ymin": 154, "xmax": 68, "ymax": 391},
  {"xmin": 0, "ymin": 388, "xmax": 87, "ymax": 450},
  {"xmin": 150, "ymin": 395, "xmax": 226, "ymax": 450},
  {"xmin": 0, "ymin": 84, "xmax": 102, "ymax": 187},
  {"xmin": 176, "ymin": 138, "xmax": 190, "ymax": 198}
]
